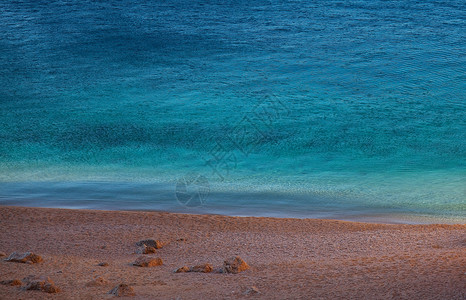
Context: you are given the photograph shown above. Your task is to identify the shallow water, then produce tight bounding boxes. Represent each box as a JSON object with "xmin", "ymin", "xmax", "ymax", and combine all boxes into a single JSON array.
[{"xmin": 0, "ymin": 0, "xmax": 465, "ymax": 222}]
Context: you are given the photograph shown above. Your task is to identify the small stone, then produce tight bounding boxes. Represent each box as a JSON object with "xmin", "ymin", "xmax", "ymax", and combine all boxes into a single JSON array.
[
  {"xmin": 23, "ymin": 276, "xmax": 60, "ymax": 293},
  {"xmin": 175, "ymin": 266, "xmax": 190, "ymax": 273},
  {"xmin": 0, "ymin": 279, "xmax": 22, "ymax": 286},
  {"xmin": 175, "ymin": 263, "xmax": 213, "ymax": 273},
  {"xmin": 86, "ymin": 276, "xmax": 109, "ymax": 287},
  {"xmin": 98, "ymin": 262, "xmax": 109, "ymax": 267},
  {"xmin": 109, "ymin": 284, "xmax": 135, "ymax": 297},
  {"xmin": 137, "ymin": 245, "xmax": 156, "ymax": 254},
  {"xmin": 4, "ymin": 252, "xmax": 43, "ymax": 264},
  {"xmin": 244, "ymin": 286, "xmax": 260, "ymax": 295},
  {"xmin": 133, "ymin": 256, "xmax": 163, "ymax": 267},
  {"xmin": 0, "ymin": 252, "xmax": 7, "ymax": 257},
  {"xmin": 136, "ymin": 239, "xmax": 163, "ymax": 249},
  {"xmin": 190, "ymin": 263, "xmax": 213, "ymax": 273},
  {"xmin": 223, "ymin": 256, "xmax": 250, "ymax": 274}
]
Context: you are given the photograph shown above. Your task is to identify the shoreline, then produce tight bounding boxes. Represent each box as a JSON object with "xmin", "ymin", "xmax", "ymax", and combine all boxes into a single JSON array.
[
  {"xmin": 1, "ymin": 180, "xmax": 465, "ymax": 226},
  {"xmin": 0, "ymin": 202, "xmax": 464, "ymax": 225},
  {"xmin": 0, "ymin": 206, "xmax": 465, "ymax": 299}
]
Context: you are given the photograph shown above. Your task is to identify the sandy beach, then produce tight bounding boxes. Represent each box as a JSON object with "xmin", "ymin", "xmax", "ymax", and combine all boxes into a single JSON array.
[{"xmin": 0, "ymin": 206, "xmax": 464, "ymax": 299}]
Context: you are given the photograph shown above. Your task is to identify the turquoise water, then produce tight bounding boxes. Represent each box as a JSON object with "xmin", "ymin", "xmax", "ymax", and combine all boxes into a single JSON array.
[{"xmin": 0, "ymin": 0, "xmax": 465, "ymax": 223}]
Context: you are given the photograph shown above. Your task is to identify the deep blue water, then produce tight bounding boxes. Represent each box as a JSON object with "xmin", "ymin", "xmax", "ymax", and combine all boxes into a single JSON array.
[{"xmin": 0, "ymin": 0, "xmax": 465, "ymax": 223}]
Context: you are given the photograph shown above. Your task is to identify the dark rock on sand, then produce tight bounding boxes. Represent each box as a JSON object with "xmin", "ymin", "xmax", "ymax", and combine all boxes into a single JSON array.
[
  {"xmin": 244, "ymin": 286, "xmax": 261, "ymax": 295},
  {"xmin": 109, "ymin": 283, "xmax": 135, "ymax": 297},
  {"xmin": 98, "ymin": 262, "xmax": 109, "ymax": 267},
  {"xmin": 137, "ymin": 244, "xmax": 157, "ymax": 254},
  {"xmin": 133, "ymin": 256, "xmax": 163, "ymax": 267},
  {"xmin": 136, "ymin": 239, "xmax": 163, "ymax": 249},
  {"xmin": 0, "ymin": 279, "xmax": 22, "ymax": 286},
  {"xmin": 23, "ymin": 276, "xmax": 60, "ymax": 293},
  {"xmin": 86, "ymin": 276, "xmax": 109, "ymax": 287},
  {"xmin": 4, "ymin": 252, "xmax": 43, "ymax": 264},
  {"xmin": 223, "ymin": 256, "xmax": 250, "ymax": 274}
]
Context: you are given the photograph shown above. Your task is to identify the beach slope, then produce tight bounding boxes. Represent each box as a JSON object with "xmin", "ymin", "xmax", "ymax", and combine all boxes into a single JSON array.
[{"xmin": 0, "ymin": 206, "xmax": 464, "ymax": 299}]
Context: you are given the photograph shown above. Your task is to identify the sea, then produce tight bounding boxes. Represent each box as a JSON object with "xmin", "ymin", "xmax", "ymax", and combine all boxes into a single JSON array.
[{"xmin": 0, "ymin": 0, "xmax": 465, "ymax": 223}]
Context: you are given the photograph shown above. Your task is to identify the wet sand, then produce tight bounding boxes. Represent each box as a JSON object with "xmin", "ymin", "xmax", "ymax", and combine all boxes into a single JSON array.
[{"xmin": 0, "ymin": 206, "xmax": 464, "ymax": 299}]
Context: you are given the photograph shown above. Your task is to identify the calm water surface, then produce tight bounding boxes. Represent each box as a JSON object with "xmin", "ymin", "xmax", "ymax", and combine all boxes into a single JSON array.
[{"xmin": 0, "ymin": 0, "xmax": 465, "ymax": 223}]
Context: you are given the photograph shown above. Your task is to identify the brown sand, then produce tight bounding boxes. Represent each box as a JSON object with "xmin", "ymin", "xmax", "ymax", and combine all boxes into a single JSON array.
[{"xmin": 0, "ymin": 206, "xmax": 464, "ymax": 299}]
